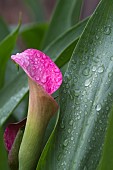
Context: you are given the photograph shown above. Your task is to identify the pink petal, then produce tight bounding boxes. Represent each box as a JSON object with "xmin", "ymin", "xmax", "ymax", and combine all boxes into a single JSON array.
[
  {"xmin": 11, "ymin": 49, "xmax": 62, "ymax": 94},
  {"xmin": 4, "ymin": 119, "xmax": 26, "ymax": 152}
]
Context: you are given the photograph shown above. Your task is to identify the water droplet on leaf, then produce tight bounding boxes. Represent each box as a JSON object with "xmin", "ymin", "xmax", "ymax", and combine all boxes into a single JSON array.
[
  {"xmin": 85, "ymin": 79, "xmax": 91, "ymax": 87},
  {"xmin": 83, "ymin": 68, "xmax": 90, "ymax": 76},
  {"xmin": 98, "ymin": 66, "xmax": 104, "ymax": 73},
  {"xmin": 63, "ymin": 139, "xmax": 68, "ymax": 147},
  {"xmin": 96, "ymin": 104, "xmax": 102, "ymax": 111},
  {"xmin": 103, "ymin": 25, "xmax": 111, "ymax": 35}
]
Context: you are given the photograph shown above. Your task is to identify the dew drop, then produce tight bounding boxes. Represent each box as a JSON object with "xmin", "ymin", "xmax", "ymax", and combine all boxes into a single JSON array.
[
  {"xmin": 95, "ymin": 35, "xmax": 99, "ymax": 39},
  {"xmin": 57, "ymin": 153, "xmax": 61, "ymax": 161},
  {"xmin": 82, "ymin": 68, "xmax": 90, "ymax": 76},
  {"xmin": 68, "ymin": 129, "xmax": 71, "ymax": 133},
  {"xmin": 110, "ymin": 56, "xmax": 113, "ymax": 61},
  {"xmin": 77, "ymin": 115, "xmax": 81, "ymax": 120},
  {"xmin": 60, "ymin": 121, "xmax": 65, "ymax": 129},
  {"xmin": 85, "ymin": 111, "xmax": 88, "ymax": 115},
  {"xmin": 74, "ymin": 90, "xmax": 80, "ymax": 97},
  {"xmin": 71, "ymin": 137, "xmax": 74, "ymax": 141},
  {"xmin": 41, "ymin": 75, "xmax": 47, "ymax": 83},
  {"xmin": 108, "ymin": 72, "xmax": 112, "ymax": 78},
  {"xmin": 106, "ymin": 106, "xmax": 109, "ymax": 111},
  {"xmin": 65, "ymin": 83, "xmax": 69, "ymax": 89},
  {"xmin": 92, "ymin": 66, "xmax": 96, "ymax": 72},
  {"xmin": 85, "ymin": 79, "xmax": 91, "ymax": 87},
  {"xmin": 98, "ymin": 66, "xmax": 104, "ymax": 73},
  {"xmin": 96, "ymin": 104, "xmax": 102, "ymax": 111},
  {"xmin": 69, "ymin": 119, "xmax": 73, "ymax": 126},
  {"xmin": 36, "ymin": 77, "xmax": 40, "ymax": 81},
  {"xmin": 63, "ymin": 139, "xmax": 68, "ymax": 147},
  {"xmin": 103, "ymin": 25, "xmax": 111, "ymax": 35}
]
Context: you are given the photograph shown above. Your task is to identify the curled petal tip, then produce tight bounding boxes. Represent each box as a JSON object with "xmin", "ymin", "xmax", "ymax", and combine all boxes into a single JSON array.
[
  {"xmin": 4, "ymin": 119, "xmax": 26, "ymax": 152},
  {"xmin": 11, "ymin": 49, "xmax": 62, "ymax": 94}
]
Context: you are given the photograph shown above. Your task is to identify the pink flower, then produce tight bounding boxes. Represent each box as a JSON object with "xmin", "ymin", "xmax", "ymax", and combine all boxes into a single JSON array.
[
  {"xmin": 4, "ymin": 49, "xmax": 62, "ymax": 169},
  {"xmin": 11, "ymin": 49, "xmax": 62, "ymax": 94}
]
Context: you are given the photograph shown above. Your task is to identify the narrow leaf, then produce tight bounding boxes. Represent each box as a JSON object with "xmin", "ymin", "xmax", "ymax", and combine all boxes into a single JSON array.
[
  {"xmin": 0, "ymin": 21, "xmax": 20, "ymax": 89},
  {"xmin": 21, "ymin": 23, "xmax": 48, "ymax": 50},
  {"xmin": 0, "ymin": 17, "xmax": 9, "ymax": 42},
  {"xmin": 44, "ymin": 18, "xmax": 88, "ymax": 62},
  {"xmin": 0, "ymin": 73, "xmax": 28, "ymax": 126},
  {"xmin": 43, "ymin": 0, "xmax": 83, "ymax": 48}
]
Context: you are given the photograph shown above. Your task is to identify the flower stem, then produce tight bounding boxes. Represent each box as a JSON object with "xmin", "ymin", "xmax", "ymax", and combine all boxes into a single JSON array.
[{"xmin": 19, "ymin": 78, "xmax": 58, "ymax": 170}]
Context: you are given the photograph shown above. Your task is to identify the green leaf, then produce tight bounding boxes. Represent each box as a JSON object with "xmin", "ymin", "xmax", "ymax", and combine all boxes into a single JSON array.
[
  {"xmin": 37, "ymin": 0, "xmax": 113, "ymax": 169},
  {"xmin": 0, "ymin": 21, "xmax": 20, "ymax": 89},
  {"xmin": 0, "ymin": 127, "xmax": 9, "ymax": 170},
  {"xmin": 0, "ymin": 17, "xmax": 9, "ymax": 42},
  {"xmin": 97, "ymin": 108, "xmax": 113, "ymax": 170},
  {"xmin": 0, "ymin": 73, "xmax": 28, "ymax": 126},
  {"xmin": 23, "ymin": 0, "xmax": 45, "ymax": 22},
  {"xmin": 43, "ymin": 0, "xmax": 83, "ymax": 48},
  {"xmin": 21, "ymin": 23, "xmax": 48, "ymax": 50},
  {"xmin": 44, "ymin": 18, "xmax": 88, "ymax": 63},
  {"xmin": 55, "ymin": 41, "xmax": 77, "ymax": 68}
]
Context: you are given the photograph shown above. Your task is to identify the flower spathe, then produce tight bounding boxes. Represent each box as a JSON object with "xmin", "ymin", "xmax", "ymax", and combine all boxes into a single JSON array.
[
  {"xmin": 4, "ymin": 119, "xmax": 26, "ymax": 152},
  {"xmin": 11, "ymin": 49, "xmax": 62, "ymax": 94},
  {"xmin": 4, "ymin": 49, "xmax": 62, "ymax": 170}
]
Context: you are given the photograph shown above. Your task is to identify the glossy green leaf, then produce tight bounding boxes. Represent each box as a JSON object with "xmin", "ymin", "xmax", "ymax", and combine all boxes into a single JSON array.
[
  {"xmin": 21, "ymin": 23, "xmax": 48, "ymax": 50},
  {"xmin": 55, "ymin": 41, "xmax": 77, "ymax": 68},
  {"xmin": 44, "ymin": 18, "xmax": 88, "ymax": 62},
  {"xmin": 43, "ymin": 0, "xmax": 83, "ymax": 48},
  {"xmin": 0, "ymin": 127, "xmax": 9, "ymax": 170},
  {"xmin": 37, "ymin": 0, "xmax": 113, "ymax": 169},
  {"xmin": 97, "ymin": 109, "xmax": 113, "ymax": 170},
  {"xmin": 0, "ymin": 17, "xmax": 9, "ymax": 42},
  {"xmin": 0, "ymin": 73, "xmax": 28, "ymax": 126},
  {"xmin": 0, "ymin": 22, "xmax": 20, "ymax": 89}
]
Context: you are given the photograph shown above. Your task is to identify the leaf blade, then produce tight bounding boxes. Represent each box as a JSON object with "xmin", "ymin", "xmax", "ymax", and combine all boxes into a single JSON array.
[
  {"xmin": 0, "ymin": 73, "xmax": 28, "ymax": 126},
  {"xmin": 43, "ymin": 0, "xmax": 83, "ymax": 48},
  {"xmin": 37, "ymin": 0, "xmax": 113, "ymax": 169},
  {"xmin": 0, "ymin": 22, "xmax": 20, "ymax": 89}
]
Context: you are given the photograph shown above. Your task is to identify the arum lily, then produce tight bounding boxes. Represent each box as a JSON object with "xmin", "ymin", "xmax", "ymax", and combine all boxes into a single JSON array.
[{"xmin": 4, "ymin": 49, "xmax": 62, "ymax": 170}]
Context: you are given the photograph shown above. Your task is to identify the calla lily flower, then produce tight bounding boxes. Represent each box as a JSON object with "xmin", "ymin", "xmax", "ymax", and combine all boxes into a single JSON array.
[{"xmin": 4, "ymin": 49, "xmax": 62, "ymax": 170}]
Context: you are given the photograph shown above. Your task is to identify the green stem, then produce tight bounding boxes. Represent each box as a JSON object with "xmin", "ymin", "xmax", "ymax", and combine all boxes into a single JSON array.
[{"xmin": 19, "ymin": 78, "xmax": 58, "ymax": 170}]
